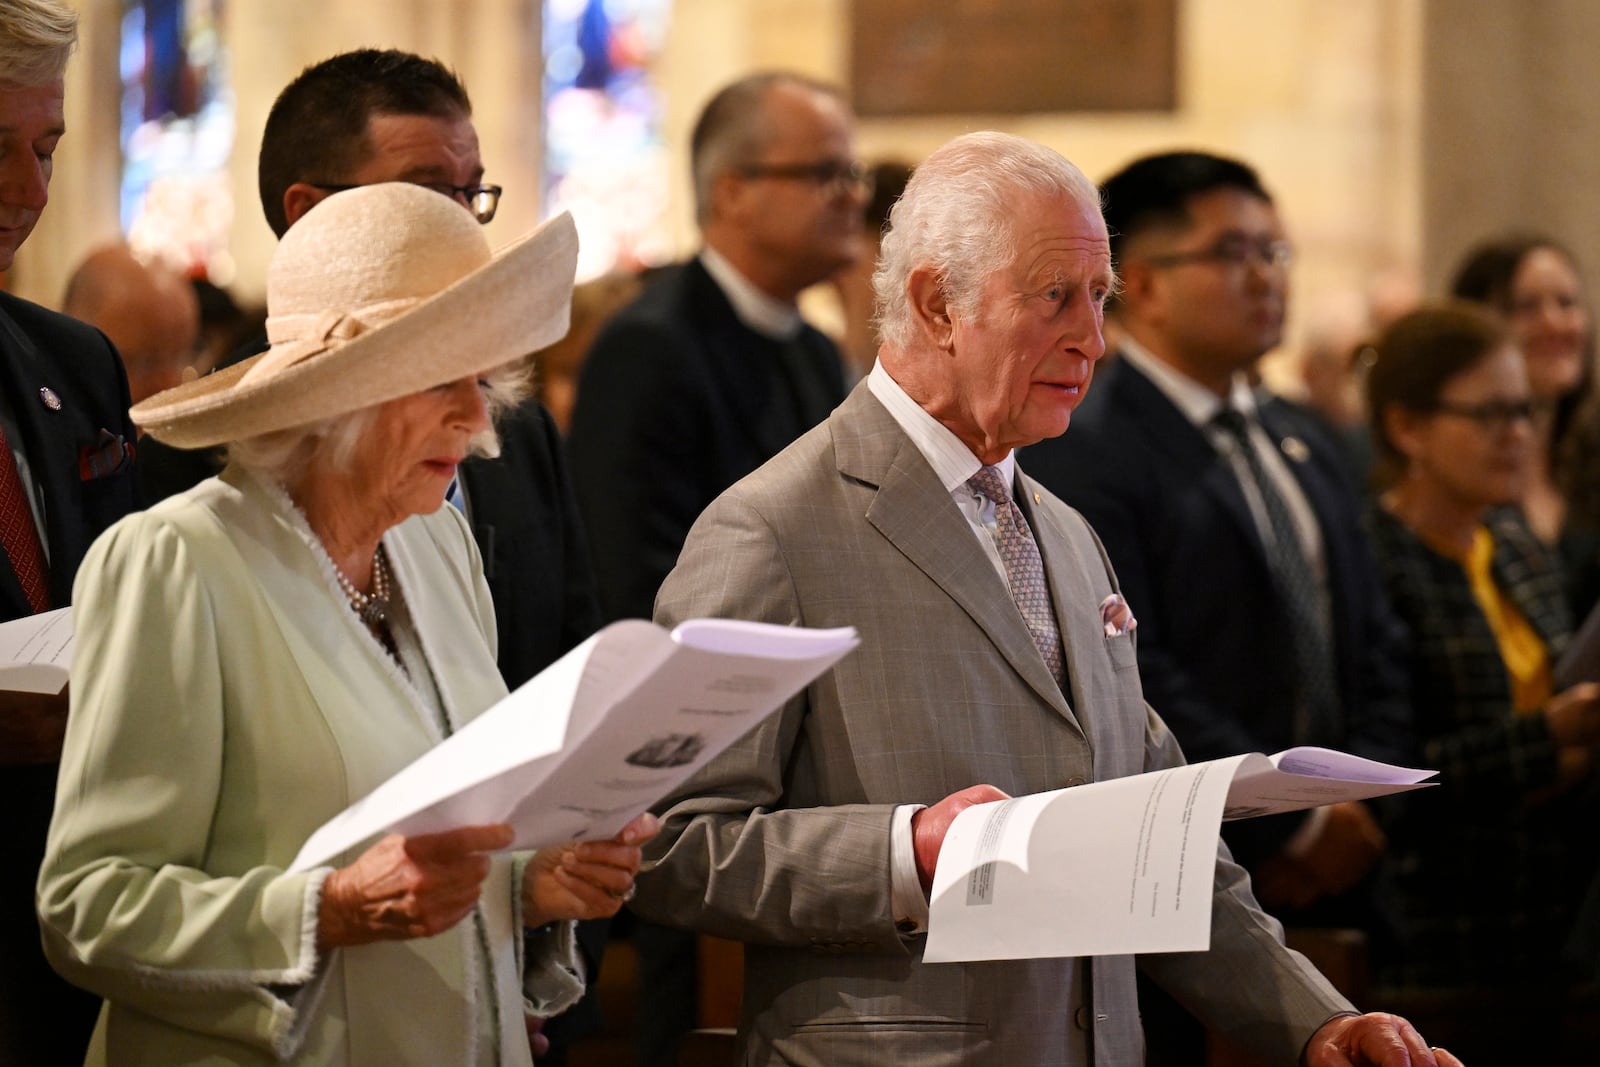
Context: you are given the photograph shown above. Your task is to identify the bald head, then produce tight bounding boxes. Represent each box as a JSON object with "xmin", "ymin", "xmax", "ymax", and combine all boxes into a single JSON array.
[{"xmin": 63, "ymin": 245, "xmax": 199, "ymax": 403}]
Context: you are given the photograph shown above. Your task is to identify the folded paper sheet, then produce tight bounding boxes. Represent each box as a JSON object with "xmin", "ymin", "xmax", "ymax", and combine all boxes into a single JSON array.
[
  {"xmin": 291, "ymin": 618, "xmax": 857, "ymax": 872},
  {"xmin": 0, "ymin": 607, "xmax": 73, "ymax": 694},
  {"xmin": 923, "ymin": 747, "xmax": 1435, "ymax": 963}
]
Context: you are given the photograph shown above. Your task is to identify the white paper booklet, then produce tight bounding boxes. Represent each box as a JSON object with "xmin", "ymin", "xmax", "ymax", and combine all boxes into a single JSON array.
[
  {"xmin": 290, "ymin": 618, "xmax": 858, "ymax": 872},
  {"xmin": 922, "ymin": 747, "xmax": 1435, "ymax": 964},
  {"xmin": 0, "ymin": 607, "xmax": 73, "ymax": 694}
]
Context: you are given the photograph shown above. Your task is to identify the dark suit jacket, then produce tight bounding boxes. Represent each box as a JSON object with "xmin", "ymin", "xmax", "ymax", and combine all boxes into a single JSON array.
[
  {"xmin": 0, "ymin": 292, "xmax": 140, "ymax": 620},
  {"xmin": 566, "ymin": 258, "xmax": 846, "ymax": 623},
  {"xmin": 0, "ymin": 290, "xmax": 139, "ymax": 1065},
  {"xmin": 1022, "ymin": 354, "xmax": 1411, "ymax": 869},
  {"xmin": 458, "ymin": 400, "xmax": 602, "ymax": 689}
]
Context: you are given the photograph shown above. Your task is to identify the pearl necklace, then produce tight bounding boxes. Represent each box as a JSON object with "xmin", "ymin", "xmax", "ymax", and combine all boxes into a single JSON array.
[{"xmin": 333, "ymin": 545, "xmax": 391, "ymax": 627}]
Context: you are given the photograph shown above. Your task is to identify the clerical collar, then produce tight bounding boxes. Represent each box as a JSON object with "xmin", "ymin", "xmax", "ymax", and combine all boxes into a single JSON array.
[{"xmin": 699, "ymin": 246, "xmax": 804, "ymax": 340}]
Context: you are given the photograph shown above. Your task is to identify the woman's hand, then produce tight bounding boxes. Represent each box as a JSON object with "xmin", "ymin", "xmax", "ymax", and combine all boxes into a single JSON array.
[
  {"xmin": 522, "ymin": 813, "xmax": 659, "ymax": 928},
  {"xmin": 318, "ymin": 824, "xmax": 513, "ymax": 950}
]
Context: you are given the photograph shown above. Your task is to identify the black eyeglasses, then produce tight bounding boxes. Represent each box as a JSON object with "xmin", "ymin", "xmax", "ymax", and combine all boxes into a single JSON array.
[
  {"xmin": 1430, "ymin": 398, "xmax": 1539, "ymax": 431},
  {"xmin": 1145, "ymin": 234, "xmax": 1294, "ymax": 272},
  {"xmin": 309, "ymin": 181, "xmax": 503, "ymax": 224},
  {"xmin": 737, "ymin": 159, "xmax": 873, "ymax": 197}
]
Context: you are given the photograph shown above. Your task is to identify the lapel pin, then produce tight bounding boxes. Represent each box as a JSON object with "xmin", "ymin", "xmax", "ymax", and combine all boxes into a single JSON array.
[
  {"xmin": 1033, "ymin": 491, "xmax": 1041, "ymax": 505},
  {"xmin": 1280, "ymin": 436, "xmax": 1309, "ymax": 463},
  {"xmin": 39, "ymin": 386, "xmax": 61, "ymax": 411}
]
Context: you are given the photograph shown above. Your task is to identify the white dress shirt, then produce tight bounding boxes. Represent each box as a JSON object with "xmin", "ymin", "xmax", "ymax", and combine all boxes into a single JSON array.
[{"xmin": 699, "ymin": 246, "xmax": 803, "ymax": 341}]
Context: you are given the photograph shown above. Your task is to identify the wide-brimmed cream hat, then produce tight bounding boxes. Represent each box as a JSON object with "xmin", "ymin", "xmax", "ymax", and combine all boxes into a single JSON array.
[{"xmin": 131, "ymin": 182, "xmax": 578, "ymax": 448}]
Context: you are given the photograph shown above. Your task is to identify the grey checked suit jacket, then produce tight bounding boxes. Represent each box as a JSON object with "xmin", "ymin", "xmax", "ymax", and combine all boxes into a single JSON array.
[{"xmin": 633, "ymin": 383, "xmax": 1350, "ymax": 1066}]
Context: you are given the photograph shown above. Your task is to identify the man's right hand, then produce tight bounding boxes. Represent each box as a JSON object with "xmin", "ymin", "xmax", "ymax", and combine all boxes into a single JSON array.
[{"xmin": 910, "ymin": 784, "xmax": 1010, "ymax": 893}]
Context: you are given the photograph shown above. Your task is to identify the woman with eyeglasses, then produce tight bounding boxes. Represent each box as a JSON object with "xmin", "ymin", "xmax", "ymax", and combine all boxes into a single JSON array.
[
  {"xmin": 1363, "ymin": 301, "xmax": 1600, "ymax": 1059},
  {"xmin": 1451, "ymin": 236, "xmax": 1600, "ymax": 611}
]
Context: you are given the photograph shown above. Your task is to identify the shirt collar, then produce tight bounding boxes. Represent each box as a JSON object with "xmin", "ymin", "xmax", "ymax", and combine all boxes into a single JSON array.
[
  {"xmin": 867, "ymin": 360, "xmax": 1016, "ymax": 493},
  {"xmin": 699, "ymin": 246, "xmax": 804, "ymax": 340},
  {"xmin": 1117, "ymin": 335, "xmax": 1259, "ymax": 428}
]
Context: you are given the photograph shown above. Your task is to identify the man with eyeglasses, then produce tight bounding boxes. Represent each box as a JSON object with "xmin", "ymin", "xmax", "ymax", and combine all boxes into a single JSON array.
[
  {"xmin": 566, "ymin": 69, "xmax": 860, "ymax": 1066},
  {"xmin": 1022, "ymin": 151, "xmax": 1413, "ymax": 1063},
  {"xmin": 134, "ymin": 50, "xmax": 606, "ymax": 1061}
]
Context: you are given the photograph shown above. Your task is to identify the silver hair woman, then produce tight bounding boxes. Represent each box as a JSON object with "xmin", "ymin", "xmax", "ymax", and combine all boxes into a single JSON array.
[{"xmin": 37, "ymin": 184, "xmax": 654, "ymax": 1067}]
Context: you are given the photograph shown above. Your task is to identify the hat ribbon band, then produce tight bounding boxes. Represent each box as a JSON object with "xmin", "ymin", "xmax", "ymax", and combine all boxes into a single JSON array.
[{"xmin": 246, "ymin": 297, "xmax": 420, "ymax": 387}]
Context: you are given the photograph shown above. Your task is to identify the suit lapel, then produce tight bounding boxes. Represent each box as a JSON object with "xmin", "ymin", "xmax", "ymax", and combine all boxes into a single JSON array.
[
  {"xmin": 0, "ymin": 304, "xmax": 83, "ymax": 613},
  {"xmin": 836, "ymin": 387, "xmax": 1081, "ymax": 729},
  {"xmin": 1114, "ymin": 357, "xmax": 1270, "ymax": 561}
]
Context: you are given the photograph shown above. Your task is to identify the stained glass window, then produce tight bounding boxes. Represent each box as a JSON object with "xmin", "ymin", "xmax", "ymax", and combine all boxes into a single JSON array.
[
  {"xmin": 119, "ymin": 0, "xmax": 235, "ymax": 281},
  {"xmin": 543, "ymin": 0, "xmax": 673, "ymax": 280}
]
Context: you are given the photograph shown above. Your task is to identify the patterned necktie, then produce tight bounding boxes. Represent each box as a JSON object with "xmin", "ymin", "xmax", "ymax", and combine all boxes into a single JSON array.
[
  {"xmin": 0, "ymin": 422, "xmax": 50, "ymax": 613},
  {"xmin": 1211, "ymin": 407, "xmax": 1337, "ymax": 740},
  {"xmin": 967, "ymin": 465, "xmax": 1065, "ymax": 688}
]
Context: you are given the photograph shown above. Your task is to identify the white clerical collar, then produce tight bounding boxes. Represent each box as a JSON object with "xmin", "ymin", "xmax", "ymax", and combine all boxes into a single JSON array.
[
  {"xmin": 867, "ymin": 360, "xmax": 1016, "ymax": 493},
  {"xmin": 699, "ymin": 246, "xmax": 804, "ymax": 340},
  {"xmin": 1116, "ymin": 335, "xmax": 1259, "ymax": 429}
]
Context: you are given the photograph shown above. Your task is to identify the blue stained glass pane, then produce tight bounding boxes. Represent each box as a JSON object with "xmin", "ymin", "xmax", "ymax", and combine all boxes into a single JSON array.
[
  {"xmin": 542, "ymin": 0, "xmax": 674, "ymax": 280},
  {"xmin": 118, "ymin": 0, "xmax": 236, "ymax": 282}
]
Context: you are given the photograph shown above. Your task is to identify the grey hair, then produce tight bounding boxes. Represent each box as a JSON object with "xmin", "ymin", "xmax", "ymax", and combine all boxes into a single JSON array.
[
  {"xmin": 689, "ymin": 71, "xmax": 843, "ymax": 225},
  {"xmin": 227, "ymin": 362, "xmax": 527, "ymax": 488},
  {"xmin": 872, "ymin": 132, "xmax": 1102, "ymax": 349},
  {"xmin": 0, "ymin": 0, "xmax": 77, "ymax": 89}
]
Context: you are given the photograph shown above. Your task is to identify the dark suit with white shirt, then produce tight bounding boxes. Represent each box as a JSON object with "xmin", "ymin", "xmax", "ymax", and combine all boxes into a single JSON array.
[
  {"xmin": 1022, "ymin": 352, "xmax": 1411, "ymax": 869},
  {"xmin": 0, "ymin": 290, "xmax": 139, "ymax": 1065}
]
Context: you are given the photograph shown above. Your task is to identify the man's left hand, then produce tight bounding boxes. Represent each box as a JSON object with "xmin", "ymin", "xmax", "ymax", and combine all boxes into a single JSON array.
[{"xmin": 1304, "ymin": 1013, "xmax": 1464, "ymax": 1067}]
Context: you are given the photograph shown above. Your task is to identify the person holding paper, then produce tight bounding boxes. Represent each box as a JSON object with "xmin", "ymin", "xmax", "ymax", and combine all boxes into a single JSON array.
[
  {"xmin": 0, "ymin": 4, "xmax": 143, "ymax": 1062},
  {"xmin": 633, "ymin": 132, "xmax": 1462, "ymax": 1066},
  {"xmin": 35, "ymin": 184, "xmax": 653, "ymax": 1067},
  {"xmin": 1365, "ymin": 301, "xmax": 1599, "ymax": 1059}
]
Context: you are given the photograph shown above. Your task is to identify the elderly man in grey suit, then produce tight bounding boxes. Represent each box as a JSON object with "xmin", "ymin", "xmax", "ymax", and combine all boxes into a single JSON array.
[{"xmin": 631, "ymin": 132, "xmax": 1466, "ymax": 1066}]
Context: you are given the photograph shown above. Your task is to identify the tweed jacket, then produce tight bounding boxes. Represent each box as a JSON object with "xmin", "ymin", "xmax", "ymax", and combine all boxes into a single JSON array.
[
  {"xmin": 1367, "ymin": 504, "xmax": 1600, "ymax": 985},
  {"xmin": 630, "ymin": 383, "xmax": 1350, "ymax": 1066},
  {"xmin": 38, "ymin": 467, "xmax": 582, "ymax": 1067}
]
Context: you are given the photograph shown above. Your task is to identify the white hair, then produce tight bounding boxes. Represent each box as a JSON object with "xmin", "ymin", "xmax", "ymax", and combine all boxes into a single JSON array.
[
  {"xmin": 872, "ymin": 132, "xmax": 1102, "ymax": 349},
  {"xmin": 0, "ymin": 0, "xmax": 76, "ymax": 89},
  {"xmin": 227, "ymin": 363, "xmax": 526, "ymax": 488}
]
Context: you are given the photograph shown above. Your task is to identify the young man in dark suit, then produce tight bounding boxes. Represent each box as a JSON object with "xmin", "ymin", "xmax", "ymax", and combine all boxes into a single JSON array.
[
  {"xmin": 1021, "ymin": 151, "xmax": 1412, "ymax": 1062},
  {"xmin": 0, "ymin": 2, "xmax": 141, "ymax": 1062}
]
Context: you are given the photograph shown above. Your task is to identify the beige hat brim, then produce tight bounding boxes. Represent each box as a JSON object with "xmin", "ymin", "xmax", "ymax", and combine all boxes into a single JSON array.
[{"xmin": 131, "ymin": 209, "xmax": 579, "ymax": 450}]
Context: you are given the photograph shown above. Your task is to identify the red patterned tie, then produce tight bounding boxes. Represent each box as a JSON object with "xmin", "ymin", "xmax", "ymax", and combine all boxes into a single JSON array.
[{"xmin": 0, "ymin": 422, "xmax": 50, "ymax": 613}]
